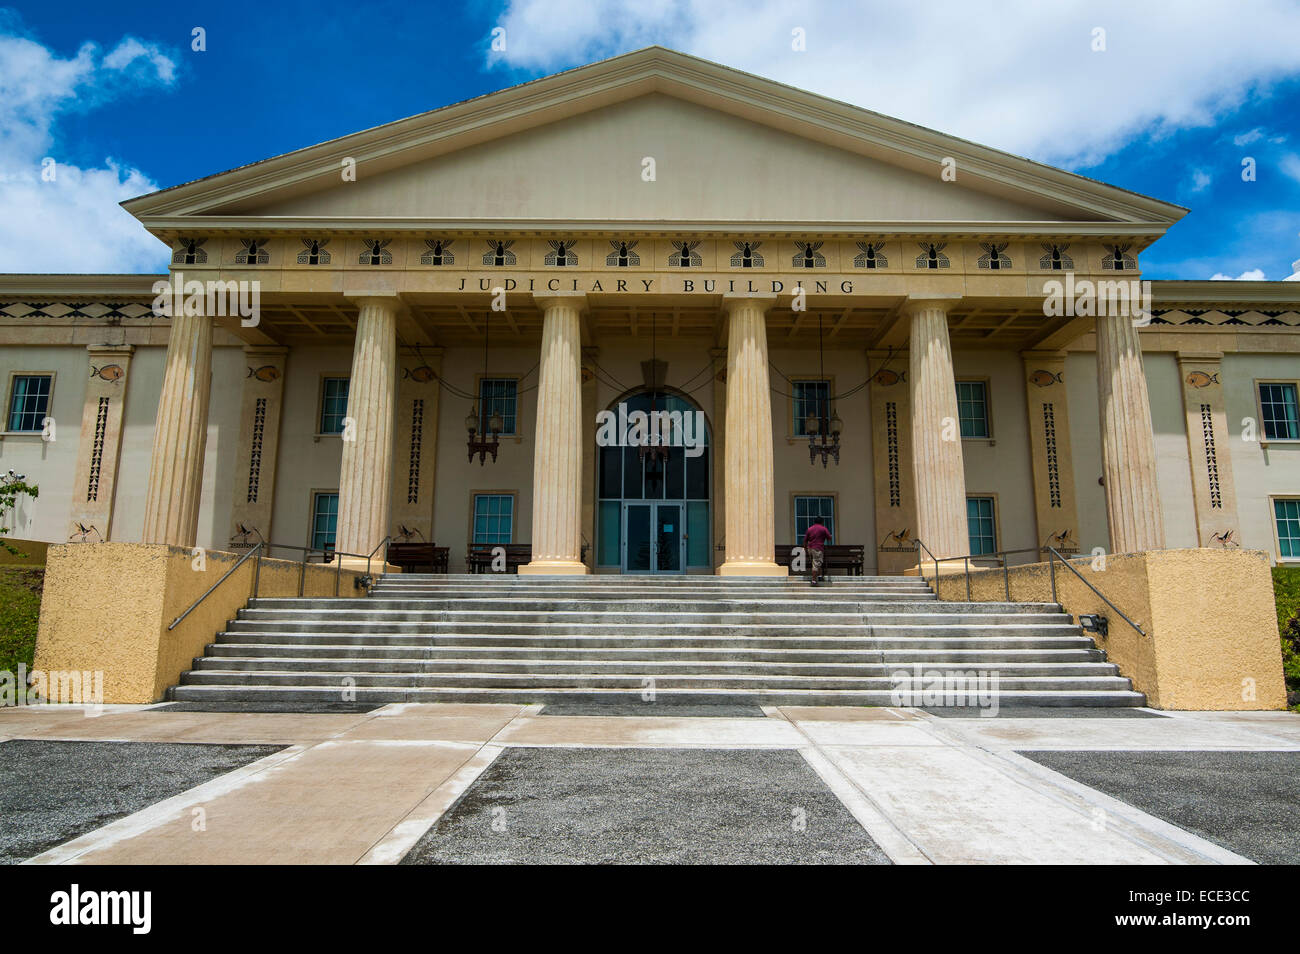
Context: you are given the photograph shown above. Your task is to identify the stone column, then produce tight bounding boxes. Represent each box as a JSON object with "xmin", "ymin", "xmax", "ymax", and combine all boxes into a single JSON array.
[
  {"xmin": 390, "ymin": 346, "xmax": 443, "ymax": 542},
  {"xmin": 227, "ymin": 345, "xmax": 287, "ymax": 548},
  {"xmin": 710, "ymin": 346, "xmax": 727, "ymax": 573},
  {"xmin": 70, "ymin": 344, "xmax": 134, "ymax": 542},
  {"xmin": 1176, "ymin": 352, "xmax": 1238, "ymax": 547},
  {"xmin": 520, "ymin": 293, "xmax": 588, "ymax": 575},
  {"xmin": 581, "ymin": 346, "xmax": 599, "ymax": 569},
  {"xmin": 1096, "ymin": 312, "xmax": 1165, "ymax": 554},
  {"xmin": 335, "ymin": 296, "xmax": 398, "ymax": 559},
  {"xmin": 1020, "ymin": 350, "xmax": 1081, "ymax": 554},
  {"xmin": 142, "ymin": 308, "xmax": 213, "ymax": 547},
  {"xmin": 719, "ymin": 295, "xmax": 785, "ymax": 576},
  {"xmin": 868, "ymin": 348, "xmax": 916, "ymax": 575},
  {"xmin": 908, "ymin": 300, "xmax": 969, "ymax": 559}
]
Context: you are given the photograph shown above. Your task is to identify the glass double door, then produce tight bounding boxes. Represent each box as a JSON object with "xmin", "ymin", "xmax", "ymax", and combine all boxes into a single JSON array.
[{"xmin": 622, "ymin": 502, "xmax": 685, "ymax": 573}]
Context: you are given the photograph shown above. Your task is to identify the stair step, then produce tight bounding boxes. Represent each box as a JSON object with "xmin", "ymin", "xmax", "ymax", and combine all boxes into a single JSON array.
[
  {"xmin": 192, "ymin": 657, "xmax": 1121, "ymax": 677},
  {"xmin": 169, "ymin": 575, "xmax": 1142, "ymax": 708},
  {"xmin": 167, "ymin": 684, "xmax": 1148, "ymax": 707}
]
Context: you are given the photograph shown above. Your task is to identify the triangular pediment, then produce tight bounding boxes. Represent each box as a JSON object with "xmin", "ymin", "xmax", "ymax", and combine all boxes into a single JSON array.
[{"xmin": 124, "ymin": 47, "xmax": 1186, "ymax": 234}]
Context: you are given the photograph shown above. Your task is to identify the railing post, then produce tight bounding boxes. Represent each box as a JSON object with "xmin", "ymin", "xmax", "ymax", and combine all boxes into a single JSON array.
[
  {"xmin": 252, "ymin": 548, "xmax": 262, "ymax": 600},
  {"xmin": 964, "ymin": 556, "xmax": 971, "ymax": 600},
  {"xmin": 335, "ymin": 555, "xmax": 342, "ymax": 597},
  {"xmin": 298, "ymin": 551, "xmax": 306, "ymax": 598},
  {"xmin": 1003, "ymin": 558, "xmax": 1010, "ymax": 602},
  {"xmin": 1049, "ymin": 550, "xmax": 1058, "ymax": 604}
]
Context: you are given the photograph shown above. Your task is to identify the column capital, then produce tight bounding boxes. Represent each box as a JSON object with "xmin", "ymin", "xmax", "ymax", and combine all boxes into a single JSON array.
[
  {"xmin": 721, "ymin": 292, "xmax": 777, "ymax": 311},
  {"xmin": 533, "ymin": 291, "xmax": 588, "ymax": 312},
  {"xmin": 902, "ymin": 296, "xmax": 962, "ymax": 316},
  {"xmin": 344, "ymin": 291, "xmax": 406, "ymax": 312}
]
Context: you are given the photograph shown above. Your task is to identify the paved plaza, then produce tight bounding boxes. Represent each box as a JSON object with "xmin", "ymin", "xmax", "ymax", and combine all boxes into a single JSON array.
[{"xmin": 1, "ymin": 703, "xmax": 1296, "ymax": 865}]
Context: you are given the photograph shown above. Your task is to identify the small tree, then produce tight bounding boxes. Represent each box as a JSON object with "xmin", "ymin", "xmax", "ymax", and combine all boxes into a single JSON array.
[{"xmin": 0, "ymin": 477, "xmax": 39, "ymax": 556}]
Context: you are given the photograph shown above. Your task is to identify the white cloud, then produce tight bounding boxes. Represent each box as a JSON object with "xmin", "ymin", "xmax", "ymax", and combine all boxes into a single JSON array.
[
  {"xmin": 0, "ymin": 29, "xmax": 177, "ymax": 272},
  {"xmin": 1281, "ymin": 153, "xmax": 1300, "ymax": 184},
  {"xmin": 1189, "ymin": 169, "xmax": 1212, "ymax": 192},
  {"xmin": 1233, "ymin": 128, "xmax": 1264, "ymax": 147},
  {"xmin": 1210, "ymin": 268, "xmax": 1267, "ymax": 280},
  {"xmin": 489, "ymin": 0, "xmax": 1300, "ymax": 166}
]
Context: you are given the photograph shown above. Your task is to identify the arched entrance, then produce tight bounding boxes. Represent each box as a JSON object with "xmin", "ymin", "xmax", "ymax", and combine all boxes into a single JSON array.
[{"xmin": 595, "ymin": 390, "xmax": 711, "ymax": 573}]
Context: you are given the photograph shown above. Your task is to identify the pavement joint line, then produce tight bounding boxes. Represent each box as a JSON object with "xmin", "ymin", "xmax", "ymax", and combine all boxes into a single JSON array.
[
  {"xmin": 795, "ymin": 745, "xmax": 932, "ymax": 865},
  {"xmin": 352, "ymin": 704, "xmax": 528, "ymax": 865},
  {"xmin": 991, "ymin": 750, "xmax": 1255, "ymax": 866},
  {"xmin": 910, "ymin": 716, "xmax": 1257, "ymax": 865},
  {"xmin": 22, "ymin": 743, "xmax": 312, "ymax": 865},
  {"xmin": 769, "ymin": 707, "xmax": 935, "ymax": 865},
  {"xmin": 356, "ymin": 744, "xmax": 506, "ymax": 865}
]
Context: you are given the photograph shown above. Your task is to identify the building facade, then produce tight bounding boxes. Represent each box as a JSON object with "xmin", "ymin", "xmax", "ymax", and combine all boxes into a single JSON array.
[{"xmin": 3, "ymin": 49, "xmax": 1299, "ymax": 574}]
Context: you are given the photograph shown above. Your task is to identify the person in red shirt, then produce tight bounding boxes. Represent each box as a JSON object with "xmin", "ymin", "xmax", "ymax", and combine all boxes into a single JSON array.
[{"xmin": 803, "ymin": 520, "xmax": 832, "ymax": 586}]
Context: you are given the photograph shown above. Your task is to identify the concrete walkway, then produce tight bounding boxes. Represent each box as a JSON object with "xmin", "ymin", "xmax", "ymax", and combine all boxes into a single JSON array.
[{"xmin": 2, "ymin": 704, "xmax": 1296, "ymax": 864}]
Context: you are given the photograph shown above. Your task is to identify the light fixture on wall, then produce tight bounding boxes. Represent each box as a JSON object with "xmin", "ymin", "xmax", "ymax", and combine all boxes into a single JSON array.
[
  {"xmin": 467, "ymin": 311, "xmax": 503, "ymax": 465},
  {"xmin": 806, "ymin": 313, "xmax": 842, "ymax": 467}
]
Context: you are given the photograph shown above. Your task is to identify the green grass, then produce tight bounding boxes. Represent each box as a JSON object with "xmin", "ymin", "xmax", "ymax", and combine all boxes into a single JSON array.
[
  {"xmin": 0, "ymin": 565, "xmax": 43, "ymax": 674},
  {"xmin": 1271, "ymin": 567, "xmax": 1300, "ymax": 710}
]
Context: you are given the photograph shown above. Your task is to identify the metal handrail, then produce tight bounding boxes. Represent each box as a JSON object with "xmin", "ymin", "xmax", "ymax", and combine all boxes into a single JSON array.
[
  {"xmin": 168, "ymin": 542, "xmax": 263, "ymax": 631},
  {"xmin": 167, "ymin": 537, "xmax": 389, "ymax": 633},
  {"xmin": 1045, "ymin": 546, "xmax": 1146, "ymax": 637},
  {"xmin": 912, "ymin": 538, "xmax": 1145, "ymax": 637}
]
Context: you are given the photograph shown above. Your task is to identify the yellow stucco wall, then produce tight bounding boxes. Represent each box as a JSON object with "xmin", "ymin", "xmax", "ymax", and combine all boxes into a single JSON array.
[
  {"xmin": 33, "ymin": 543, "xmax": 363, "ymax": 703},
  {"xmin": 926, "ymin": 547, "xmax": 1286, "ymax": 709}
]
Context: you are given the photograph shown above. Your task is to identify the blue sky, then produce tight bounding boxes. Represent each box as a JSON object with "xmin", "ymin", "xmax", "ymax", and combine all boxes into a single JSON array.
[{"xmin": 3, "ymin": 0, "xmax": 1299, "ymax": 279}]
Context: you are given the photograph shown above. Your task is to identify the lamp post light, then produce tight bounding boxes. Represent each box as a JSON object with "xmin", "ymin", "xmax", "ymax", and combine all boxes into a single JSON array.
[
  {"xmin": 806, "ymin": 408, "xmax": 842, "ymax": 467},
  {"xmin": 466, "ymin": 405, "xmax": 502, "ymax": 465}
]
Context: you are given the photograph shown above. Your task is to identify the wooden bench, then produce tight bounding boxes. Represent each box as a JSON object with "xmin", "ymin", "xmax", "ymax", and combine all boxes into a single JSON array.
[
  {"xmin": 775, "ymin": 544, "xmax": 865, "ymax": 576},
  {"xmin": 385, "ymin": 542, "xmax": 449, "ymax": 573},
  {"xmin": 464, "ymin": 543, "xmax": 590, "ymax": 573},
  {"xmin": 466, "ymin": 543, "xmax": 532, "ymax": 574}
]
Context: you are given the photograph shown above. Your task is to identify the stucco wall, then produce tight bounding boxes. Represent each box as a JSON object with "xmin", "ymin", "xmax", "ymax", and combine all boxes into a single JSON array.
[
  {"xmin": 269, "ymin": 344, "xmax": 350, "ymax": 550},
  {"xmin": 926, "ymin": 547, "xmax": 1286, "ymax": 710},
  {"xmin": 953, "ymin": 349, "xmax": 1038, "ymax": 557},
  {"xmin": 769, "ymin": 345, "xmax": 872, "ymax": 559},
  {"xmin": 34, "ymin": 543, "xmax": 364, "ymax": 703},
  {"xmin": 1145, "ymin": 352, "xmax": 1199, "ymax": 550},
  {"xmin": 0, "ymin": 345, "xmax": 89, "ymax": 543},
  {"xmin": 432, "ymin": 344, "xmax": 539, "ymax": 571},
  {"xmin": 1223, "ymin": 352, "xmax": 1300, "ymax": 562}
]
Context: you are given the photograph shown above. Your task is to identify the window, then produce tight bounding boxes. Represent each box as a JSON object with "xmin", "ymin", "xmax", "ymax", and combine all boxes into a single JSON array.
[
  {"xmin": 794, "ymin": 495, "xmax": 835, "ymax": 542},
  {"xmin": 967, "ymin": 497, "xmax": 996, "ymax": 555},
  {"xmin": 473, "ymin": 494, "xmax": 514, "ymax": 545},
  {"xmin": 7, "ymin": 375, "xmax": 51, "ymax": 432},
  {"xmin": 1276, "ymin": 499, "xmax": 1300, "ymax": 559},
  {"xmin": 319, "ymin": 378, "xmax": 349, "ymax": 434},
  {"xmin": 1259, "ymin": 383, "xmax": 1299, "ymax": 441},
  {"xmin": 956, "ymin": 380, "xmax": 990, "ymax": 439},
  {"xmin": 478, "ymin": 378, "xmax": 518, "ymax": 435},
  {"xmin": 311, "ymin": 492, "xmax": 338, "ymax": 552},
  {"xmin": 792, "ymin": 380, "xmax": 830, "ymax": 436}
]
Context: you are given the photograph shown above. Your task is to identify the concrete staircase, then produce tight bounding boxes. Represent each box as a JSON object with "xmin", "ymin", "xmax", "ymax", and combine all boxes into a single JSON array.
[{"xmin": 168, "ymin": 574, "xmax": 1145, "ymax": 707}]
